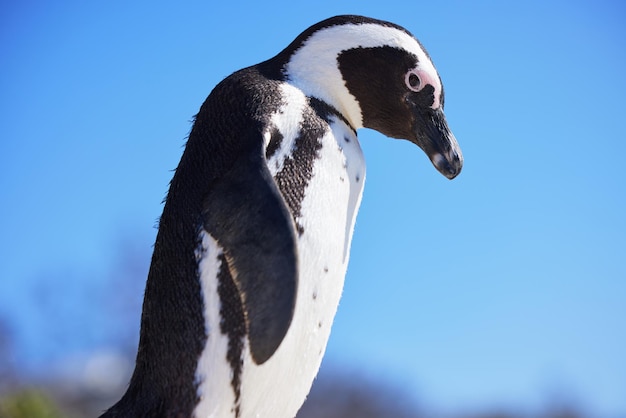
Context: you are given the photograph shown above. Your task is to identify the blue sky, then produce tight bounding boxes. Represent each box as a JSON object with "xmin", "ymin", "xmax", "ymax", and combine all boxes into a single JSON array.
[{"xmin": 1, "ymin": 0, "xmax": 625, "ymax": 417}]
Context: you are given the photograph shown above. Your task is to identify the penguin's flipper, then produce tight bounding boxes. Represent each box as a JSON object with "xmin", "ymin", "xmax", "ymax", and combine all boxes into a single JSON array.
[{"xmin": 202, "ymin": 150, "xmax": 297, "ymax": 365}]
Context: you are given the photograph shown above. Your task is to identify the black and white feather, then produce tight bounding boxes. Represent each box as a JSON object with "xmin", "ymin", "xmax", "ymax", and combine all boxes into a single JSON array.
[{"xmin": 101, "ymin": 15, "xmax": 462, "ymax": 418}]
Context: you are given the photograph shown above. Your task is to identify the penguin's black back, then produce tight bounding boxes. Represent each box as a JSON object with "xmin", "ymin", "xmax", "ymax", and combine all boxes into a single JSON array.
[{"xmin": 101, "ymin": 66, "xmax": 284, "ymax": 417}]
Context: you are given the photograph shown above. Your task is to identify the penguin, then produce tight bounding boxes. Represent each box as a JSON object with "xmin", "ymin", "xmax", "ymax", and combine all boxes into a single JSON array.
[{"xmin": 101, "ymin": 14, "xmax": 462, "ymax": 418}]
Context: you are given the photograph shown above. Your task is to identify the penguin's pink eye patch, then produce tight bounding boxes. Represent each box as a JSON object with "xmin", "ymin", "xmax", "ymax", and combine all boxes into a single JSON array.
[
  {"xmin": 405, "ymin": 70, "xmax": 422, "ymax": 92},
  {"xmin": 404, "ymin": 67, "xmax": 441, "ymax": 109}
]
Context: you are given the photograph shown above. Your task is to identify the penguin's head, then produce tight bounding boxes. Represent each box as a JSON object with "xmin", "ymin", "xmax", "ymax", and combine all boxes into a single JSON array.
[{"xmin": 282, "ymin": 15, "xmax": 463, "ymax": 179}]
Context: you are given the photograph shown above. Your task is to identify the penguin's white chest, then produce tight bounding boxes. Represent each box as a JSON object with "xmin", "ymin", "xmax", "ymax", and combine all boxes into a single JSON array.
[{"xmin": 193, "ymin": 86, "xmax": 365, "ymax": 418}]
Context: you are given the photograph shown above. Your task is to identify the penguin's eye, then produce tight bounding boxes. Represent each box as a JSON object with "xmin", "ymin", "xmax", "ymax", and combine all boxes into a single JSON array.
[{"xmin": 405, "ymin": 70, "xmax": 422, "ymax": 92}]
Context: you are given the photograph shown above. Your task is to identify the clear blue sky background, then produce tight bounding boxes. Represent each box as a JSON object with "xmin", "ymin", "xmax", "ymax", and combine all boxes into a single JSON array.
[{"xmin": 1, "ymin": 1, "xmax": 625, "ymax": 417}]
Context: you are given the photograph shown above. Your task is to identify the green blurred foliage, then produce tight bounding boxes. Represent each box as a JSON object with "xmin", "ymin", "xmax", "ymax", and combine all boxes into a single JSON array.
[{"xmin": 0, "ymin": 390, "xmax": 70, "ymax": 418}]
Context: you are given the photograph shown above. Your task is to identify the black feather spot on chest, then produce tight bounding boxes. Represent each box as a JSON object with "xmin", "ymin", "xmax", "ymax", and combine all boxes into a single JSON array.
[{"xmin": 273, "ymin": 103, "xmax": 329, "ymax": 236}]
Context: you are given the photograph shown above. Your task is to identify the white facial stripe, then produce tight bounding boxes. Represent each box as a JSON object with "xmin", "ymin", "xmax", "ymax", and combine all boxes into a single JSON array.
[{"xmin": 286, "ymin": 23, "xmax": 442, "ymax": 125}]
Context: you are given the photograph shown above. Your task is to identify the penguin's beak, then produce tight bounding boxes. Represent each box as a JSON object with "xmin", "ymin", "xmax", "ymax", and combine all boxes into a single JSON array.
[{"xmin": 414, "ymin": 108, "xmax": 463, "ymax": 180}]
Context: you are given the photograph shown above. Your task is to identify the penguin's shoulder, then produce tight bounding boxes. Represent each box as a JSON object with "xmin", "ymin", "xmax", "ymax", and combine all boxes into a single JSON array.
[
  {"xmin": 197, "ymin": 66, "xmax": 285, "ymax": 133},
  {"xmin": 183, "ymin": 66, "xmax": 301, "ymax": 365},
  {"xmin": 172, "ymin": 66, "xmax": 285, "ymax": 203}
]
